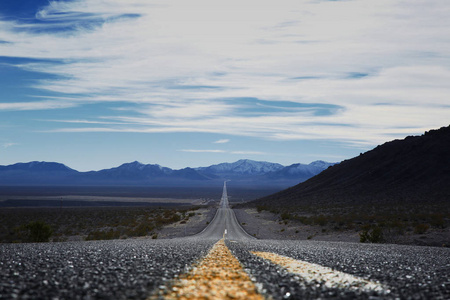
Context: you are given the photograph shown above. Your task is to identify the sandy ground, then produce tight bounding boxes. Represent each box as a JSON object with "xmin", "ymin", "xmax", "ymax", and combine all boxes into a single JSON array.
[
  {"xmin": 154, "ymin": 206, "xmax": 448, "ymax": 247},
  {"xmin": 233, "ymin": 208, "xmax": 450, "ymax": 247},
  {"xmin": 158, "ymin": 207, "xmax": 218, "ymax": 239},
  {"xmin": 233, "ymin": 208, "xmax": 359, "ymax": 242},
  {"xmin": 158, "ymin": 206, "xmax": 361, "ymax": 242}
]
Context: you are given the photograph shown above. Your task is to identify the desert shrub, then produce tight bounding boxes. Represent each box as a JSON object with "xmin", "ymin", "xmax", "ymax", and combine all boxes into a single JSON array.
[
  {"xmin": 53, "ymin": 236, "xmax": 68, "ymax": 242},
  {"xmin": 86, "ymin": 228, "xmax": 121, "ymax": 240},
  {"xmin": 297, "ymin": 216, "xmax": 312, "ymax": 225},
  {"xmin": 429, "ymin": 214, "xmax": 445, "ymax": 228},
  {"xmin": 345, "ymin": 221, "xmax": 355, "ymax": 230},
  {"xmin": 1, "ymin": 206, "xmax": 206, "ymax": 243},
  {"xmin": 256, "ymin": 205, "xmax": 265, "ymax": 213},
  {"xmin": 314, "ymin": 214, "xmax": 328, "ymax": 226},
  {"xmin": 169, "ymin": 214, "xmax": 181, "ymax": 223},
  {"xmin": 269, "ymin": 208, "xmax": 280, "ymax": 214},
  {"xmin": 387, "ymin": 220, "xmax": 406, "ymax": 235},
  {"xmin": 16, "ymin": 221, "xmax": 53, "ymax": 243},
  {"xmin": 359, "ymin": 225, "xmax": 384, "ymax": 243},
  {"xmin": 414, "ymin": 223, "xmax": 430, "ymax": 234},
  {"xmin": 280, "ymin": 212, "xmax": 292, "ymax": 220},
  {"xmin": 63, "ymin": 228, "xmax": 74, "ymax": 236},
  {"xmin": 129, "ymin": 223, "xmax": 154, "ymax": 237},
  {"xmin": 163, "ymin": 209, "xmax": 174, "ymax": 218}
]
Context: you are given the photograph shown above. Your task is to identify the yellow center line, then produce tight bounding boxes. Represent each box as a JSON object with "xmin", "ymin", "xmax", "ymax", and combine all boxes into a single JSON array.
[
  {"xmin": 251, "ymin": 251, "xmax": 387, "ymax": 293},
  {"xmin": 151, "ymin": 239, "xmax": 264, "ymax": 300}
]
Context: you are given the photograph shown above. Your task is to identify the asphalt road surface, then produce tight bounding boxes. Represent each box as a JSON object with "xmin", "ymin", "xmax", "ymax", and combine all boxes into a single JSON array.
[{"xmin": 1, "ymin": 184, "xmax": 449, "ymax": 299}]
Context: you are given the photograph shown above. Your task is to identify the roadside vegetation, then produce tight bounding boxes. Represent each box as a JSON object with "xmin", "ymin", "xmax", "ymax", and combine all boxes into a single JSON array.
[
  {"xmin": 254, "ymin": 201, "xmax": 449, "ymax": 245},
  {"xmin": 0, "ymin": 206, "xmax": 202, "ymax": 243}
]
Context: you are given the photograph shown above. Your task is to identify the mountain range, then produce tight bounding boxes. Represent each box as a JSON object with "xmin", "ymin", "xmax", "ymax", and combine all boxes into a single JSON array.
[
  {"xmin": 251, "ymin": 125, "xmax": 450, "ymax": 208},
  {"xmin": 0, "ymin": 159, "xmax": 336, "ymax": 188}
]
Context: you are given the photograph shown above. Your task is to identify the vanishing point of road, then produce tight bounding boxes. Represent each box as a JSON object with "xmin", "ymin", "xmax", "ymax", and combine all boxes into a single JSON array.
[{"xmin": 1, "ymin": 182, "xmax": 449, "ymax": 299}]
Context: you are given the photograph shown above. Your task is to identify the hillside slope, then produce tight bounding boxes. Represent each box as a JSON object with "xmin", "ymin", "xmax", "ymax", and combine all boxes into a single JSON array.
[{"xmin": 251, "ymin": 125, "xmax": 450, "ymax": 208}]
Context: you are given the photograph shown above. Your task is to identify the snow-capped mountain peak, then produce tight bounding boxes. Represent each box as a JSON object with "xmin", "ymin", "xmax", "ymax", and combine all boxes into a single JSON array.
[
  {"xmin": 309, "ymin": 160, "xmax": 336, "ymax": 169},
  {"xmin": 196, "ymin": 159, "xmax": 284, "ymax": 175},
  {"xmin": 0, "ymin": 159, "xmax": 338, "ymax": 187},
  {"xmin": 121, "ymin": 161, "xmax": 145, "ymax": 170}
]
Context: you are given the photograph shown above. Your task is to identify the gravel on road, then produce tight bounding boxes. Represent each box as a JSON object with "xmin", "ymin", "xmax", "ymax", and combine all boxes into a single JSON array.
[
  {"xmin": 227, "ymin": 239, "xmax": 450, "ymax": 299},
  {"xmin": 0, "ymin": 238, "xmax": 217, "ymax": 299}
]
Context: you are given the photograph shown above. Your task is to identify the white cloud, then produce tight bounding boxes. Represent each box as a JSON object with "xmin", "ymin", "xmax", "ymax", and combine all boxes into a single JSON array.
[
  {"xmin": 1, "ymin": 142, "xmax": 17, "ymax": 149},
  {"xmin": 213, "ymin": 139, "xmax": 230, "ymax": 144},
  {"xmin": 0, "ymin": 100, "xmax": 77, "ymax": 111},
  {"xmin": 231, "ymin": 151, "xmax": 266, "ymax": 155},
  {"xmin": 42, "ymin": 119, "xmax": 130, "ymax": 125},
  {"xmin": 1, "ymin": 0, "xmax": 449, "ymax": 147},
  {"xmin": 179, "ymin": 149, "xmax": 226, "ymax": 153},
  {"xmin": 178, "ymin": 149, "xmax": 267, "ymax": 155},
  {"xmin": 47, "ymin": 100, "xmax": 447, "ymax": 147}
]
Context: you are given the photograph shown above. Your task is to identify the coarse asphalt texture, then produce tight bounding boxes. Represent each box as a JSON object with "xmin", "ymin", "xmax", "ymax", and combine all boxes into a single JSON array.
[{"xmin": 1, "ymin": 185, "xmax": 449, "ymax": 299}]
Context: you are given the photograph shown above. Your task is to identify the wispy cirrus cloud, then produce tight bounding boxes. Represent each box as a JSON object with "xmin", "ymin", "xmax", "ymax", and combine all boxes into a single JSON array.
[
  {"xmin": 0, "ymin": 100, "xmax": 77, "ymax": 111},
  {"xmin": 179, "ymin": 149, "xmax": 226, "ymax": 153},
  {"xmin": 178, "ymin": 149, "xmax": 267, "ymax": 155},
  {"xmin": 1, "ymin": 0, "xmax": 449, "ymax": 149},
  {"xmin": 213, "ymin": 139, "xmax": 230, "ymax": 144},
  {"xmin": 42, "ymin": 119, "xmax": 131, "ymax": 125},
  {"xmin": 1, "ymin": 142, "xmax": 17, "ymax": 149},
  {"xmin": 45, "ymin": 100, "xmax": 448, "ymax": 147},
  {"xmin": 230, "ymin": 151, "xmax": 266, "ymax": 155}
]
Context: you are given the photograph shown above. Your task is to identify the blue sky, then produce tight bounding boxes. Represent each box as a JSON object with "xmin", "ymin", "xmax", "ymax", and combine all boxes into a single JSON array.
[{"xmin": 1, "ymin": 0, "xmax": 449, "ymax": 171}]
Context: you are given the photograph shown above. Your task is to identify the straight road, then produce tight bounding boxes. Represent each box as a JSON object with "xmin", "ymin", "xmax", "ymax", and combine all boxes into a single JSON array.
[
  {"xmin": 1, "ymin": 182, "xmax": 449, "ymax": 299},
  {"xmin": 192, "ymin": 180, "xmax": 255, "ymax": 241}
]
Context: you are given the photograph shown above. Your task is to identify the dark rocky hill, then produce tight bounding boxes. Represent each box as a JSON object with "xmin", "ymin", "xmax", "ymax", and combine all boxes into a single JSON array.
[{"xmin": 250, "ymin": 125, "xmax": 450, "ymax": 208}]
